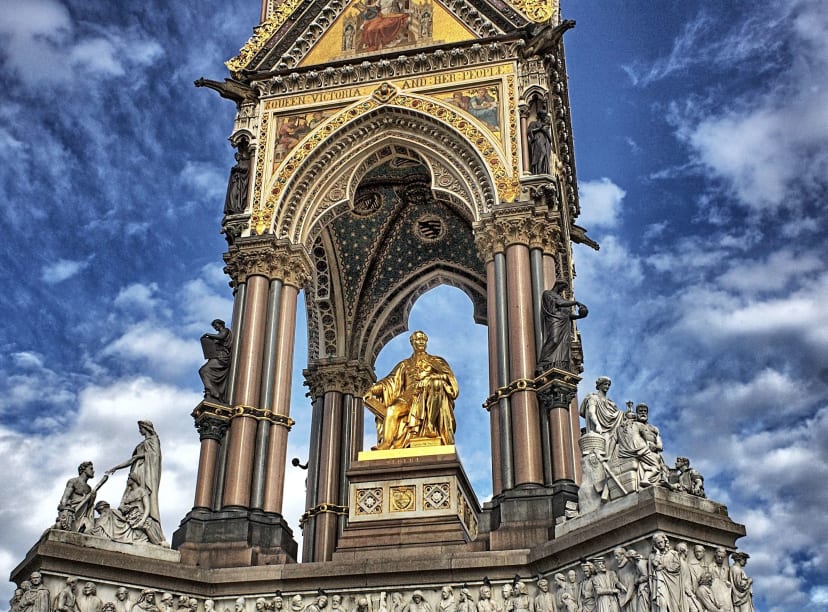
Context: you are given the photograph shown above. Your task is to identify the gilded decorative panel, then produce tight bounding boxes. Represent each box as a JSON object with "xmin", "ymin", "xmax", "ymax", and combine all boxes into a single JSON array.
[{"xmin": 300, "ymin": 0, "xmax": 476, "ymax": 67}]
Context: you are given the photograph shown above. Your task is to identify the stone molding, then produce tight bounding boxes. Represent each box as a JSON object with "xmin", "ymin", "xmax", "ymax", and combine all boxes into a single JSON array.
[
  {"xmin": 223, "ymin": 235, "xmax": 312, "ymax": 287},
  {"xmin": 303, "ymin": 360, "xmax": 375, "ymax": 397}
]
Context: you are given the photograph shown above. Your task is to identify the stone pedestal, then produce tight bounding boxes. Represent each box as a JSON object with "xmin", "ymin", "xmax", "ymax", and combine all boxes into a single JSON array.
[
  {"xmin": 333, "ymin": 447, "xmax": 481, "ymax": 558},
  {"xmin": 172, "ymin": 507, "xmax": 298, "ymax": 567}
]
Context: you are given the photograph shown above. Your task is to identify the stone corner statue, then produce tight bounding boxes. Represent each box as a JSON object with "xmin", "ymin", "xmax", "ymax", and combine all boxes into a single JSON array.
[
  {"xmin": 224, "ymin": 143, "xmax": 251, "ymax": 216},
  {"xmin": 199, "ymin": 319, "xmax": 233, "ymax": 403},
  {"xmin": 104, "ymin": 420, "xmax": 168, "ymax": 546},
  {"xmin": 536, "ymin": 279, "xmax": 587, "ymax": 374},
  {"xmin": 363, "ymin": 330, "xmax": 459, "ymax": 451},
  {"xmin": 528, "ymin": 109, "xmax": 553, "ymax": 175}
]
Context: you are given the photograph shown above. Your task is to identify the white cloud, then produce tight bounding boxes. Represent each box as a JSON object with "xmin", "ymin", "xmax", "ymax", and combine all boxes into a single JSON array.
[
  {"xmin": 114, "ymin": 282, "xmax": 162, "ymax": 314},
  {"xmin": 180, "ymin": 160, "xmax": 226, "ymax": 200},
  {"xmin": 577, "ymin": 178, "xmax": 626, "ymax": 229},
  {"xmin": 102, "ymin": 321, "xmax": 202, "ymax": 381},
  {"xmin": 41, "ymin": 258, "xmax": 90, "ymax": 284},
  {"xmin": 716, "ymin": 250, "xmax": 823, "ymax": 294}
]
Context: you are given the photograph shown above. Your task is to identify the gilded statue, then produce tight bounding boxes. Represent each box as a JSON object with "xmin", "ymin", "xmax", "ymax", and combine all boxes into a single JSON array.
[{"xmin": 364, "ymin": 331, "xmax": 459, "ymax": 450}]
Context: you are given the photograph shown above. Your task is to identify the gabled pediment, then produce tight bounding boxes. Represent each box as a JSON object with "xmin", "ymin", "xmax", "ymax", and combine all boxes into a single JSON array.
[{"xmin": 226, "ymin": 0, "xmax": 552, "ymax": 75}]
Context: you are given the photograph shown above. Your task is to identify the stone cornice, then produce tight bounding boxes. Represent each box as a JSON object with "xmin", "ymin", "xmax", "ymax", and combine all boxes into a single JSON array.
[
  {"xmin": 223, "ymin": 235, "xmax": 312, "ymax": 287},
  {"xmin": 304, "ymin": 359, "xmax": 376, "ymax": 397}
]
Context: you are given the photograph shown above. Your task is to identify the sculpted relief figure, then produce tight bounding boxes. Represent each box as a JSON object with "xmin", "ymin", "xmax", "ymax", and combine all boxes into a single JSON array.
[
  {"xmin": 404, "ymin": 591, "xmax": 432, "ymax": 612},
  {"xmin": 536, "ymin": 280, "xmax": 588, "ymax": 374},
  {"xmin": 477, "ymin": 584, "xmax": 495, "ymax": 612},
  {"xmin": 710, "ymin": 548, "xmax": 734, "ymax": 612},
  {"xmin": 533, "ymin": 578, "xmax": 554, "ymax": 612},
  {"xmin": 579, "ymin": 561, "xmax": 597, "ymax": 612},
  {"xmin": 591, "ymin": 557, "xmax": 626, "ymax": 612},
  {"xmin": 199, "ymin": 319, "xmax": 233, "ymax": 402},
  {"xmin": 728, "ymin": 553, "xmax": 754, "ymax": 612},
  {"xmin": 649, "ymin": 534, "xmax": 685, "ymax": 612},
  {"xmin": 364, "ymin": 331, "xmax": 459, "ymax": 450}
]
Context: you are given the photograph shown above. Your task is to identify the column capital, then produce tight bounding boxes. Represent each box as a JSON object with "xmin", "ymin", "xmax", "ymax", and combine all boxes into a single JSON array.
[
  {"xmin": 192, "ymin": 401, "xmax": 231, "ymax": 441},
  {"xmin": 303, "ymin": 359, "xmax": 375, "ymax": 398},
  {"xmin": 473, "ymin": 205, "xmax": 562, "ymax": 262},
  {"xmin": 223, "ymin": 236, "xmax": 312, "ymax": 287}
]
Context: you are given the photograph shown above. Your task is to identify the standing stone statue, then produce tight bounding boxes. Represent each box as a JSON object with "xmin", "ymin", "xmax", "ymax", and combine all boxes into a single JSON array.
[
  {"xmin": 536, "ymin": 280, "xmax": 587, "ymax": 373},
  {"xmin": 580, "ymin": 377, "xmax": 622, "ymax": 458},
  {"xmin": 55, "ymin": 578, "xmax": 80, "ymax": 612},
  {"xmin": 591, "ymin": 557, "xmax": 626, "ymax": 612},
  {"xmin": 224, "ymin": 145, "xmax": 251, "ymax": 215},
  {"xmin": 710, "ymin": 548, "xmax": 733, "ymax": 612},
  {"xmin": 528, "ymin": 110, "xmax": 553, "ymax": 175},
  {"xmin": 199, "ymin": 319, "xmax": 233, "ymax": 402},
  {"xmin": 28, "ymin": 572, "xmax": 51, "ymax": 612},
  {"xmin": 728, "ymin": 553, "xmax": 754, "ymax": 612},
  {"xmin": 579, "ymin": 562, "xmax": 597, "ymax": 612},
  {"xmin": 649, "ymin": 533, "xmax": 685, "ymax": 612},
  {"xmin": 364, "ymin": 331, "xmax": 459, "ymax": 450},
  {"xmin": 612, "ymin": 549, "xmax": 636, "ymax": 612},
  {"xmin": 105, "ymin": 420, "xmax": 167, "ymax": 546}
]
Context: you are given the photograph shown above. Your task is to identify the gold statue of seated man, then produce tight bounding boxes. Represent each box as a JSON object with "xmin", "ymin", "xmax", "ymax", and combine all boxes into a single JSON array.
[{"xmin": 363, "ymin": 331, "xmax": 459, "ymax": 450}]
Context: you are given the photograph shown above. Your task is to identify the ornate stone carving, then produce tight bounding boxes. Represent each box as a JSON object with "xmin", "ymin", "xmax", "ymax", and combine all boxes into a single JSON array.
[
  {"xmin": 223, "ymin": 236, "xmax": 313, "ymax": 287},
  {"xmin": 474, "ymin": 206, "xmax": 561, "ymax": 262},
  {"xmin": 102, "ymin": 420, "xmax": 167, "ymax": 547},
  {"xmin": 303, "ymin": 359, "xmax": 375, "ymax": 397},
  {"xmin": 577, "ymin": 377, "xmax": 709, "ymax": 511},
  {"xmin": 194, "ymin": 414, "xmax": 229, "ymax": 442}
]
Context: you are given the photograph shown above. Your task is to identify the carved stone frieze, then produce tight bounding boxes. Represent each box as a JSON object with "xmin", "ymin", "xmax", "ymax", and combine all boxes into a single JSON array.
[
  {"xmin": 303, "ymin": 359, "xmax": 375, "ymax": 397},
  {"xmin": 223, "ymin": 236, "xmax": 312, "ymax": 287}
]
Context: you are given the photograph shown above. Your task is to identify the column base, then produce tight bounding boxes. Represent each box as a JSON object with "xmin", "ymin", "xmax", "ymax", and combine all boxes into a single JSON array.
[{"xmin": 172, "ymin": 507, "xmax": 298, "ymax": 567}]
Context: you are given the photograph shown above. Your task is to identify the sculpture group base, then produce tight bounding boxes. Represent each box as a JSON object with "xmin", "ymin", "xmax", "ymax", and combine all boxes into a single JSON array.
[
  {"xmin": 172, "ymin": 507, "xmax": 298, "ymax": 567},
  {"xmin": 11, "ymin": 483, "xmax": 747, "ymax": 610},
  {"xmin": 334, "ymin": 448, "xmax": 481, "ymax": 558}
]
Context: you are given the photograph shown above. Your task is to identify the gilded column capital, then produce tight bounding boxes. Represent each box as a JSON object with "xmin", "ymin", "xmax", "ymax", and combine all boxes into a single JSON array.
[
  {"xmin": 474, "ymin": 205, "xmax": 562, "ymax": 261},
  {"xmin": 223, "ymin": 235, "xmax": 312, "ymax": 287},
  {"xmin": 304, "ymin": 359, "xmax": 376, "ymax": 398}
]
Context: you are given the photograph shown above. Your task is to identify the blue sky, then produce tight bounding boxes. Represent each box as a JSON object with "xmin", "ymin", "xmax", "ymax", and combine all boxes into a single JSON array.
[{"xmin": 1, "ymin": 0, "xmax": 827, "ymax": 610}]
